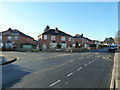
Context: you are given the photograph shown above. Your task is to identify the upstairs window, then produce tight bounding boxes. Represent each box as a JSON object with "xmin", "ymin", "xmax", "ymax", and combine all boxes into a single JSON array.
[
  {"xmin": 69, "ymin": 37, "xmax": 72, "ymax": 41},
  {"xmin": 61, "ymin": 36, "xmax": 65, "ymax": 41},
  {"xmin": 44, "ymin": 35, "xmax": 47, "ymax": 40},
  {"xmin": 0, "ymin": 36, "xmax": 2, "ymax": 41},
  {"xmin": 72, "ymin": 39, "xmax": 74, "ymax": 42},
  {"xmin": 14, "ymin": 36, "xmax": 18, "ymax": 40},
  {"xmin": 7, "ymin": 36, "xmax": 12, "ymax": 41},
  {"xmin": 51, "ymin": 36, "xmax": 55, "ymax": 40}
]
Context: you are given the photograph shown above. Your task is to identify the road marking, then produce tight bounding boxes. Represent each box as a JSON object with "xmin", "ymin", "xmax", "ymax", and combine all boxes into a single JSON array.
[
  {"xmin": 79, "ymin": 57, "xmax": 84, "ymax": 59},
  {"xmin": 88, "ymin": 62, "xmax": 91, "ymax": 64},
  {"xmin": 102, "ymin": 57, "xmax": 106, "ymax": 59},
  {"xmin": 84, "ymin": 64, "xmax": 88, "ymax": 66},
  {"xmin": 67, "ymin": 73, "xmax": 73, "ymax": 77},
  {"xmin": 49, "ymin": 80, "xmax": 61, "ymax": 87},
  {"xmin": 16, "ymin": 57, "xmax": 19, "ymax": 60},
  {"xmin": 65, "ymin": 82, "xmax": 68, "ymax": 84},
  {"xmin": 92, "ymin": 60, "xmax": 94, "ymax": 62},
  {"xmin": 77, "ymin": 67, "xmax": 82, "ymax": 71}
]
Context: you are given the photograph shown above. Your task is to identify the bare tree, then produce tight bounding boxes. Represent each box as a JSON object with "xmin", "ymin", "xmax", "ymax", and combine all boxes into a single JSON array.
[{"xmin": 115, "ymin": 30, "xmax": 120, "ymax": 47}]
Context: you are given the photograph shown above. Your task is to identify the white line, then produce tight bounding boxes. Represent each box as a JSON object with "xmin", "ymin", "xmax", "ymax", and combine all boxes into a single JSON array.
[
  {"xmin": 67, "ymin": 73, "xmax": 73, "ymax": 77},
  {"xmin": 77, "ymin": 67, "xmax": 82, "ymax": 71},
  {"xmin": 88, "ymin": 62, "xmax": 91, "ymax": 64},
  {"xmin": 84, "ymin": 64, "xmax": 88, "ymax": 66},
  {"xmin": 17, "ymin": 57, "xmax": 19, "ymax": 60},
  {"xmin": 92, "ymin": 60, "xmax": 94, "ymax": 62},
  {"xmin": 49, "ymin": 80, "xmax": 61, "ymax": 87}
]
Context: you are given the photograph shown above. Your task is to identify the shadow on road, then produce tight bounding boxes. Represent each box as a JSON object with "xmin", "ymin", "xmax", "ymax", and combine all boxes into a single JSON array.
[{"xmin": 2, "ymin": 64, "xmax": 30, "ymax": 88}]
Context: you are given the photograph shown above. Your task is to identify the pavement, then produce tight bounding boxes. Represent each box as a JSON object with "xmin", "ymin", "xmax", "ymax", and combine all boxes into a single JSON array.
[
  {"xmin": 115, "ymin": 51, "xmax": 120, "ymax": 90},
  {"xmin": 0, "ymin": 55, "xmax": 17, "ymax": 66},
  {"xmin": 110, "ymin": 50, "xmax": 120, "ymax": 90}
]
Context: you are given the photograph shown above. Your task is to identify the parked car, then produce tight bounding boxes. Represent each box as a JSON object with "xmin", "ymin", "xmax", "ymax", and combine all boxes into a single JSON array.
[{"xmin": 108, "ymin": 46, "xmax": 117, "ymax": 52}]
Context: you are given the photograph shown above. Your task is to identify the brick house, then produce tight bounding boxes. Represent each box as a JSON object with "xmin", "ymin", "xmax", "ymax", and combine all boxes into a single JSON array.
[
  {"xmin": 1, "ymin": 28, "xmax": 37, "ymax": 50},
  {"xmin": 73, "ymin": 34, "xmax": 95, "ymax": 49},
  {"xmin": 38, "ymin": 26, "xmax": 74, "ymax": 50}
]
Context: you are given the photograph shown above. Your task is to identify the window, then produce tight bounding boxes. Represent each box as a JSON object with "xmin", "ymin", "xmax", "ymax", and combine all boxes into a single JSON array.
[
  {"xmin": 14, "ymin": 36, "xmax": 18, "ymax": 40},
  {"xmin": 69, "ymin": 37, "xmax": 72, "ymax": 41},
  {"xmin": 51, "ymin": 36, "xmax": 55, "ymax": 40},
  {"xmin": 44, "ymin": 35, "xmax": 47, "ymax": 40},
  {"xmin": 60, "ymin": 43, "xmax": 67, "ymax": 48},
  {"xmin": 72, "ymin": 39, "xmax": 74, "ymax": 42},
  {"xmin": 7, "ymin": 36, "xmax": 12, "ymax": 40},
  {"xmin": 61, "ymin": 36, "xmax": 65, "ymax": 41},
  {"xmin": 0, "ymin": 36, "xmax": 2, "ymax": 41}
]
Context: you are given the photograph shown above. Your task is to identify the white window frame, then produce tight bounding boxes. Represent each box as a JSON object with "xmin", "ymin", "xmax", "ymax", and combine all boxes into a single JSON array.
[
  {"xmin": 44, "ymin": 35, "xmax": 47, "ymax": 40},
  {"xmin": 0, "ymin": 36, "xmax": 2, "ymax": 41},
  {"xmin": 69, "ymin": 37, "xmax": 72, "ymax": 41},
  {"xmin": 14, "ymin": 36, "xmax": 18, "ymax": 40},
  {"xmin": 72, "ymin": 39, "xmax": 74, "ymax": 42},
  {"xmin": 51, "ymin": 35, "xmax": 55, "ymax": 40},
  {"xmin": 7, "ymin": 36, "xmax": 12, "ymax": 40},
  {"xmin": 61, "ymin": 36, "xmax": 65, "ymax": 41}
]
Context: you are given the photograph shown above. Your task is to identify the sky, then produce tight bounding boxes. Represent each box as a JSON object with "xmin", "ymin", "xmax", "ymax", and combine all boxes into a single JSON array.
[{"xmin": 0, "ymin": 2, "xmax": 118, "ymax": 41}]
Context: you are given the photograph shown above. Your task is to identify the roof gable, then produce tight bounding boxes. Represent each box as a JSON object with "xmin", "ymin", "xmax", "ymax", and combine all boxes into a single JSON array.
[
  {"xmin": 42, "ymin": 29, "xmax": 73, "ymax": 37},
  {"xmin": 2, "ymin": 28, "xmax": 34, "ymax": 39}
]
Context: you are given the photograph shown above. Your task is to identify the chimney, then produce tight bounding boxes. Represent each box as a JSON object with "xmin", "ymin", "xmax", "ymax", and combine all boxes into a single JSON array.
[
  {"xmin": 55, "ymin": 27, "xmax": 58, "ymax": 33},
  {"xmin": 8, "ymin": 28, "xmax": 12, "ymax": 31},
  {"xmin": 81, "ymin": 34, "xmax": 83, "ymax": 37},
  {"xmin": 44, "ymin": 25, "xmax": 50, "ymax": 32}
]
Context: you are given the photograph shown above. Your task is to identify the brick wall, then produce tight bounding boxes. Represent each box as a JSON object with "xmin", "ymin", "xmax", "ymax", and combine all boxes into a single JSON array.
[
  {"xmin": 38, "ymin": 34, "xmax": 73, "ymax": 50},
  {"xmin": 2, "ymin": 35, "xmax": 36, "ymax": 47}
]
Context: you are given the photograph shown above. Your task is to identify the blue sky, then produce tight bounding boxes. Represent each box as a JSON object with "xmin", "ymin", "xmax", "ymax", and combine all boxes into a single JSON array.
[{"xmin": 0, "ymin": 2, "xmax": 118, "ymax": 41}]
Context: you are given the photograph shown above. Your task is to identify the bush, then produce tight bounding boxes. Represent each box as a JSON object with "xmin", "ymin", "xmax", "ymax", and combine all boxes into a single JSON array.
[
  {"xmin": 98, "ymin": 45, "xmax": 108, "ymax": 48},
  {"xmin": 56, "ymin": 44, "xmax": 61, "ymax": 49},
  {"xmin": 89, "ymin": 44, "xmax": 96, "ymax": 47},
  {"xmin": 31, "ymin": 49, "xmax": 39, "ymax": 52},
  {"xmin": 75, "ymin": 42, "xmax": 80, "ymax": 48}
]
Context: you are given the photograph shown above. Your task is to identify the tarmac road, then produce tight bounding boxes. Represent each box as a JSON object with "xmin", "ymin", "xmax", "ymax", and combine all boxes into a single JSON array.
[{"xmin": 2, "ymin": 49, "xmax": 114, "ymax": 88}]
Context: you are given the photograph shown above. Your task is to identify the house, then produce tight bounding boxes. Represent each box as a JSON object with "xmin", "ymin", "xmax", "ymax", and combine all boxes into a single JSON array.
[
  {"xmin": 1, "ymin": 28, "xmax": 37, "ymax": 50},
  {"xmin": 0, "ymin": 33, "xmax": 3, "ymax": 50},
  {"xmin": 38, "ymin": 26, "xmax": 73, "ymax": 50},
  {"xmin": 73, "ymin": 34, "xmax": 94, "ymax": 48}
]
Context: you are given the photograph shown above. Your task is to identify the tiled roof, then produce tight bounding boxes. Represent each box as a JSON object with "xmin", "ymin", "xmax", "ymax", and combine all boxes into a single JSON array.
[
  {"xmin": 2, "ymin": 28, "xmax": 34, "ymax": 39},
  {"xmin": 73, "ymin": 36, "xmax": 83, "ymax": 38},
  {"xmin": 42, "ymin": 29, "xmax": 73, "ymax": 37},
  {"xmin": 73, "ymin": 35, "xmax": 93, "ymax": 41}
]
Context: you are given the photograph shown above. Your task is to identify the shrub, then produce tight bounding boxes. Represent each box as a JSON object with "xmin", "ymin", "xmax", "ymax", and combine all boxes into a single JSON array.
[
  {"xmin": 56, "ymin": 43, "xmax": 61, "ymax": 49},
  {"xmin": 75, "ymin": 42, "xmax": 80, "ymax": 48},
  {"xmin": 89, "ymin": 44, "xmax": 96, "ymax": 47}
]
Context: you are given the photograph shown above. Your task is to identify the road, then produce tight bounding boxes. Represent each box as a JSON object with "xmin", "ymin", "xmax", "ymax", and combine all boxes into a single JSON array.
[{"xmin": 2, "ymin": 49, "xmax": 115, "ymax": 88}]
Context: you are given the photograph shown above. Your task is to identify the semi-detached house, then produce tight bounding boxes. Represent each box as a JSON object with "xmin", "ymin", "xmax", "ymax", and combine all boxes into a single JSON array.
[
  {"xmin": 38, "ymin": 26, "xmax": 74, "ymax": 50},
  {"xmin": 38, "ymin": 26, "xmax": 95, "ymax": 50},
  {"xmin": 1, "ymin": 28, "xmax": 37, "ymax": 50}
]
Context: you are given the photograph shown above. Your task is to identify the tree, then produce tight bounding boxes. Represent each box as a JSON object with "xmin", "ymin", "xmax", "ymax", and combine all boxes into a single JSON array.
[
  {"xmin": 44, "ymin": 25, "xmax": 50, "ymax": 32},
  {"xmin": 115, "ymin": 30, "xmax": 120, "ymax": 46},
  {"xmin": 56, "ymin": 43, "xmax": 61, "ymax": 49},
  {"xmin": 104, "ymin": 37, "xmax": 114, "ymax": 44},
  {"xmin": 75, "ymin": 42, "xmax": 80, "ymax": 48}
]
